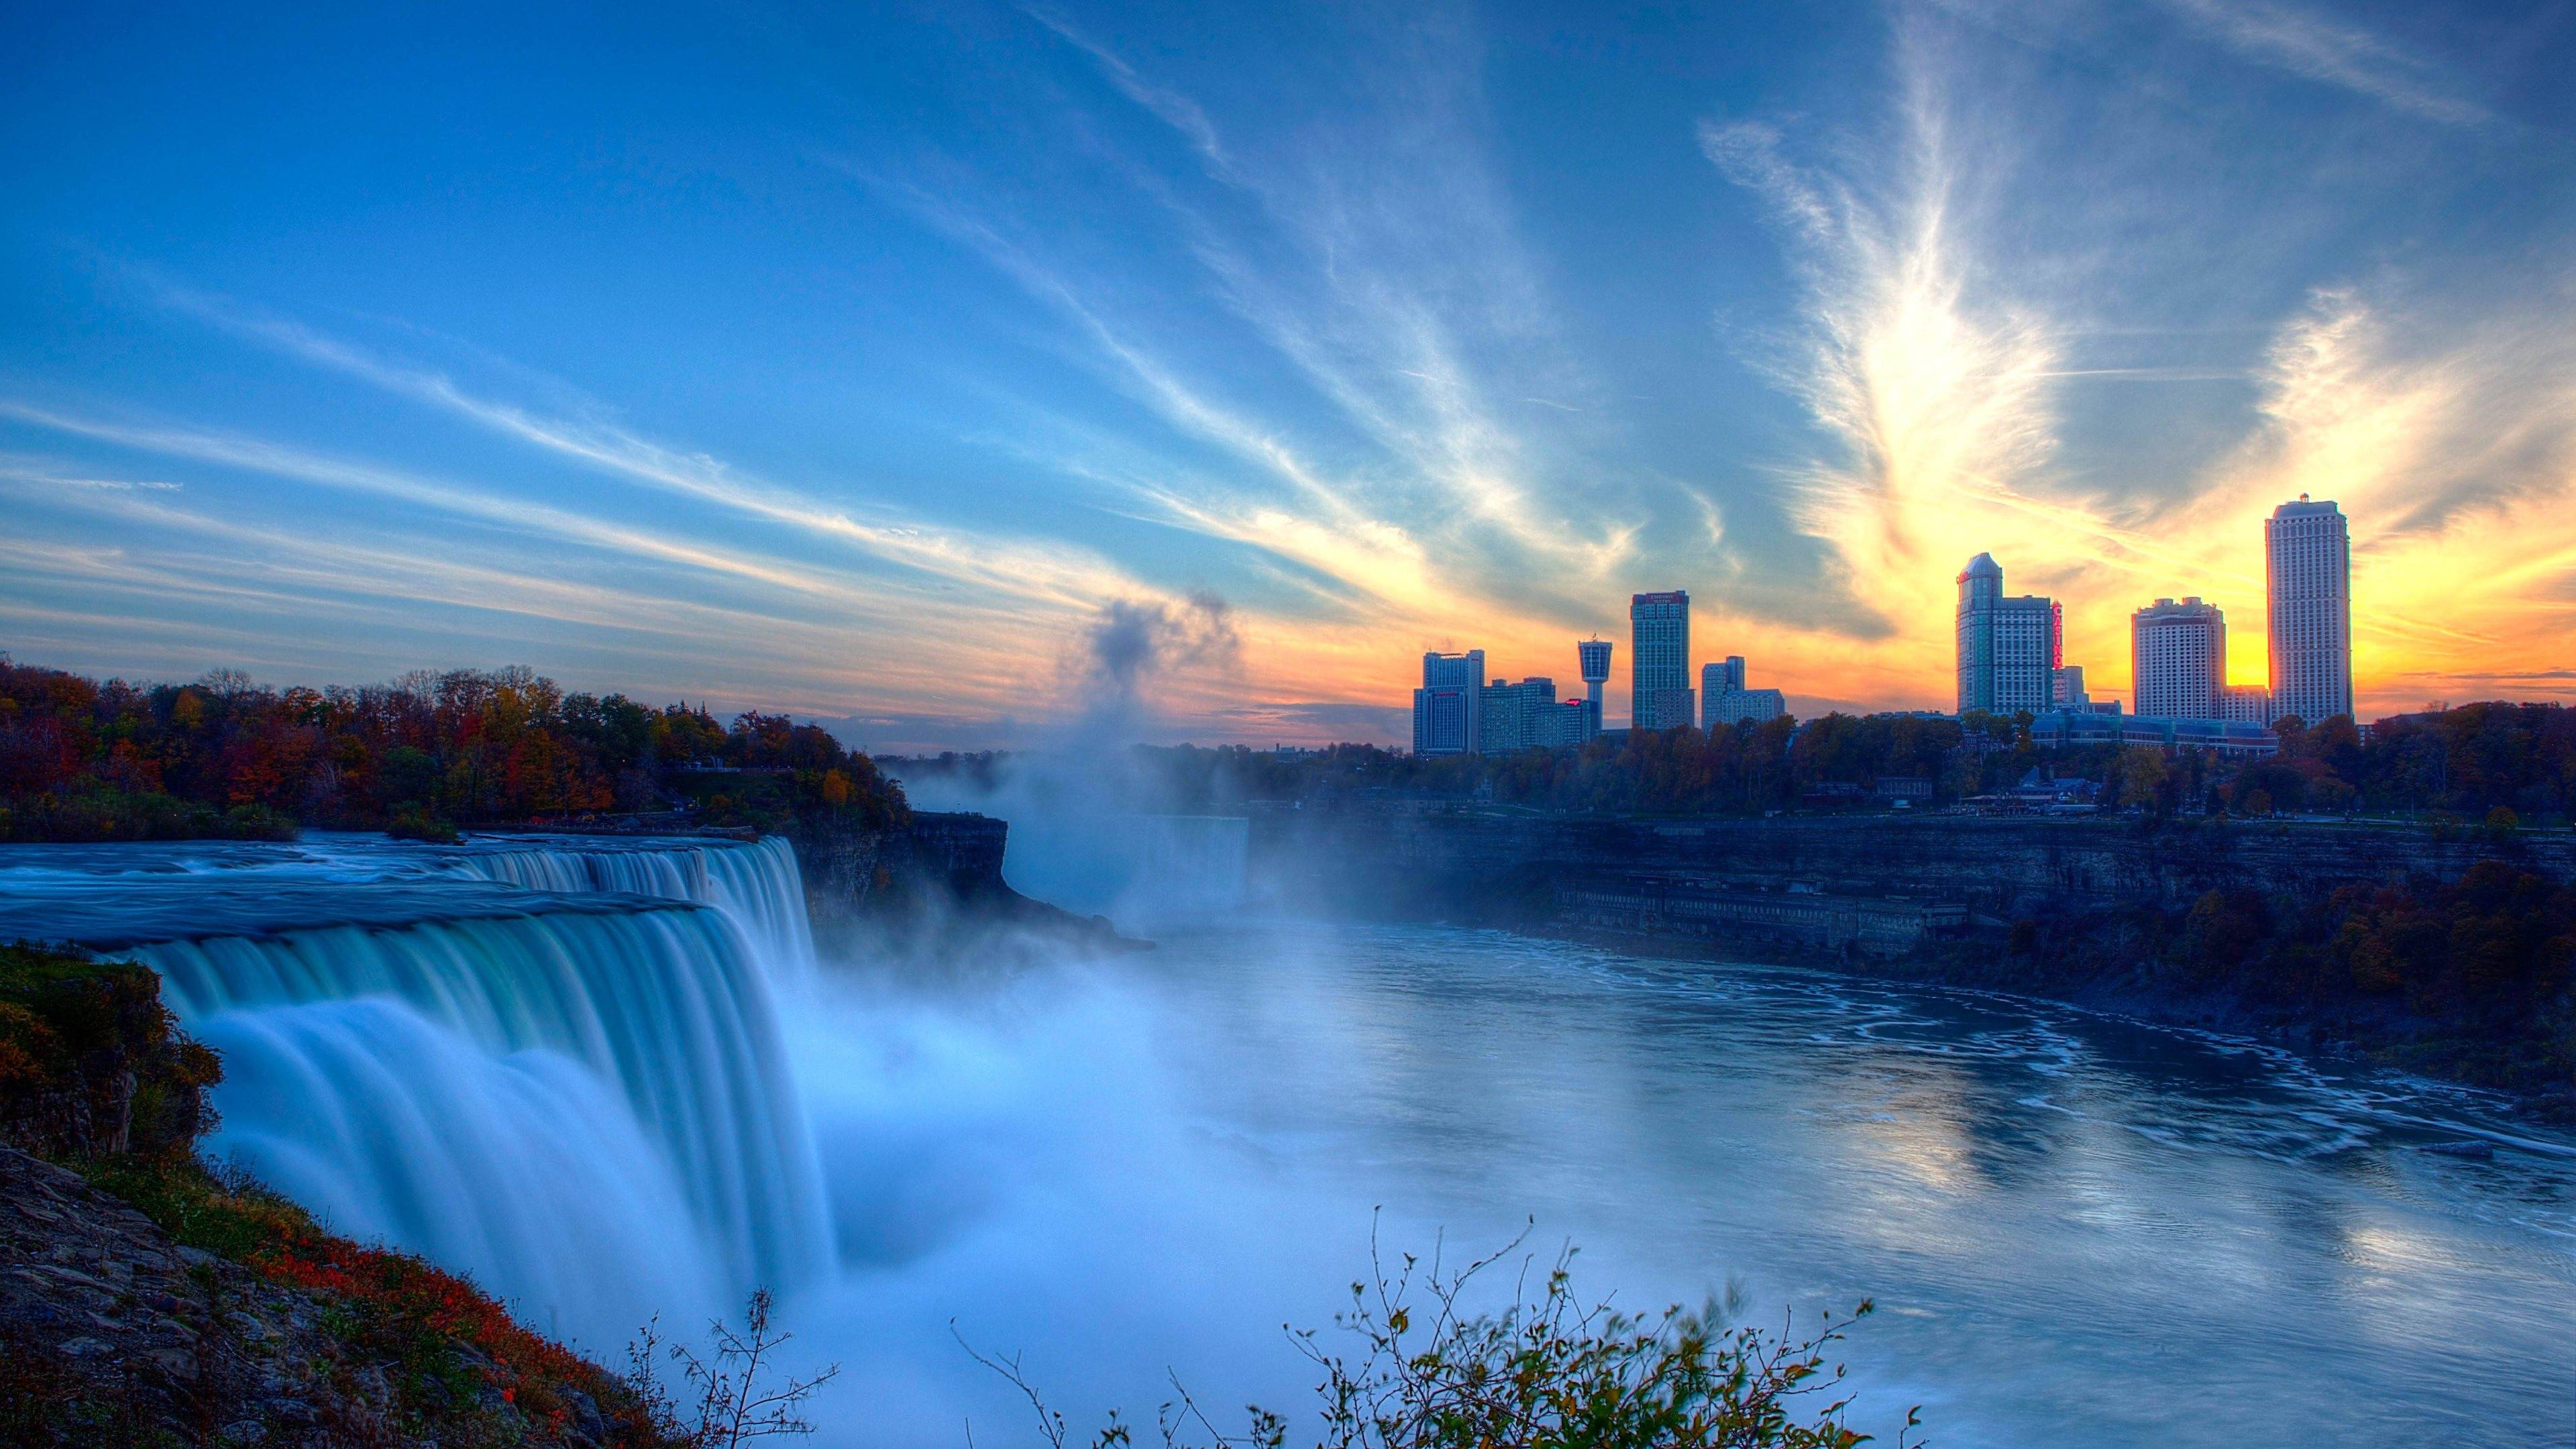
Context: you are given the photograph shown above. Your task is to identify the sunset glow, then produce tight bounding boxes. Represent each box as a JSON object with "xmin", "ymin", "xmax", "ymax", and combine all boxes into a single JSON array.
[{"xmin": 4, "ymin": 3, "xmax": 2569, "ymax": 746}]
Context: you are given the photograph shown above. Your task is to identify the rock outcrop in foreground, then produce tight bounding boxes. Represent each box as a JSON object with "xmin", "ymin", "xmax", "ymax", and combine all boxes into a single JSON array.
[{"xmin": 0, "ymin": 1146, "xmax": 630, "ymax": 1448}]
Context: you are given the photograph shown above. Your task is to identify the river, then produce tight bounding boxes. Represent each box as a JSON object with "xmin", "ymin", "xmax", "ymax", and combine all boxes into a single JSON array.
[{"xmin": 3, "ymin": 832, "xmax": 2570, "ymax": 1446}]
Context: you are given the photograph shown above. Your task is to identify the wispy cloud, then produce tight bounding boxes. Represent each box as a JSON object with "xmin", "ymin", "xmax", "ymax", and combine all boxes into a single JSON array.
[
  {"xmin": 1021, "ymin": 6, "xmax": 1236, "ymax": 175},
  {"xmin": 146, "ymin": 282, "xmax": 1142, "ymax": 613},
  {"xmin": 2152, "ymin": 0, "xmax": 2492, "ymax": 126},
  {"xmin": 971, "ymin": 10, "xmax": 1648, "ymax": 597},
  {"xmin": 2177, "ymin": 288, "xmax": 2576, "ymax": 703}
]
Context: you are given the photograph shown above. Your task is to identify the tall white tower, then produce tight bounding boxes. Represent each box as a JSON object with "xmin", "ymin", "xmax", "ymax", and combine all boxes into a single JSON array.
[{"xmin": 2265, "ymin": 497, "xmax": 2352, "ymax": 725}]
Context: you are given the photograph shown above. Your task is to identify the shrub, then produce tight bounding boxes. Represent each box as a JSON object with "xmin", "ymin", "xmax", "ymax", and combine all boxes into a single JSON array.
[
  {"xmin": 386, "ymin": 807, "xmax": 464, "ymax": 844},
  {"xmin": 970, "ymin": 1232, "xmax": 1915, "ymax": 1449}
]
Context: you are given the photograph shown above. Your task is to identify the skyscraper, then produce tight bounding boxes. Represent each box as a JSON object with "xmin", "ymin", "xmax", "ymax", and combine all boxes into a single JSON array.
[
  {"xmin": 2131, "ymin": 597, "xmax": 2226, "ymax": 720},
  {"xmin": 1955, "ymin": 554, "xmax": 2059, "ymax": 716},
  {"xmin": 1411, "ymin": 649, "xmax": 1485, "ymax": 756},
  {"xmin": 2266, "ymin": 496, "xmax": 2352, "ymax": 725},
  {"xmin": 1629, "ymin": 592, "xmax": 1694, "ymax": 731}
]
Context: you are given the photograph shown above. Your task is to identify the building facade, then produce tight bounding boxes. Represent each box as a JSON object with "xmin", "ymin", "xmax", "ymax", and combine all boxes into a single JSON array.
[
  {"xmin": 1629, "ymin": 591, "xmax": 1694, "ymax": 731},
  {"xmin": 2266, "ymin": 496, "xmax": 2352, "ymax": 725},
  {"xmin": 2051, "ymin": 665, "xmax": 2088, "ymax": 709},
  {"xmin": 1955, "ymin": 553, "xmax": 2061, "ymax": 716},
  {"xmin": 1529, "ymin": 695, "xmax": 1599, "ymax": 749},
  {"xmin": 2219, "ymin": 684, "xmax": 2273, "ymax": 727},
  {"xmin": 1478, "ymin": 677, "xmax": 1558, "ymax": 753},
  {"xmin": 2132, "ymin": 596, "xmax": 2227, "ymax": 720},
  {"xmin": 1410, "ymin": 649, "xmax": 1485, "ymax": 756},
  {"xmin": 1701, "ymin": 655, "xmax": 1786, "ymax": 729},
  {"xmin": 2029, "ymin": 708, "xmax": 2278, "ymax": 757}
]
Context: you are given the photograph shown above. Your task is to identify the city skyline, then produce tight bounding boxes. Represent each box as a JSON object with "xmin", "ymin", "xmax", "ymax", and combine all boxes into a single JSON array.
[
  {"xmin": 5, "ymin": 3, "xmax": 2573, "ymax": 750},
  {"xmin": 1440, "ymin": 494, "xmax": 2352, "ymax": 742}
]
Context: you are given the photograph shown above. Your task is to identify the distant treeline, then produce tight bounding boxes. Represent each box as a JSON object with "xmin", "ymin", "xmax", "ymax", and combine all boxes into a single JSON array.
[
  {"xmin": 905, "ymin": 700, "xmax": 2575, "ymax": 823},
  {"xmin": 0, "ymin": 658, "xmax": 906, "ymax": 843}
]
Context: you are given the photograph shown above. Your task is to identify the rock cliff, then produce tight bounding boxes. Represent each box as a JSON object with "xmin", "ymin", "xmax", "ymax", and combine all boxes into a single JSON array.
[
  {"xmin": 1251, "ymin": 808, "xmax": 2575, "ymax": 923},
  {"xmin": 787, "ymin": 809, "xmax": 1143, "ymax": 960}
]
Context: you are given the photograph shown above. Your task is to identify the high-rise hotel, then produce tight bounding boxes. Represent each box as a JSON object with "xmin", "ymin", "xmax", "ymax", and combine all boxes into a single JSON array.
[
  {"xmin": 1629, "ymin": 591, "xmax": 1694, "ymax": 731},
  {"xmin": 2131, "ymin": 597, "xmax": 2226, "ymax": 721},
  {"xmin": 1411, "ymin": 649, "xmax": 1485, "ymax": 756},
  {"xmin": 2265, "ymin": 496, "xmax": 2352, "ymax": 725},
  {"xmin": 1955, "ymin": 553, "xmax": 2060, "ymax": 716}
]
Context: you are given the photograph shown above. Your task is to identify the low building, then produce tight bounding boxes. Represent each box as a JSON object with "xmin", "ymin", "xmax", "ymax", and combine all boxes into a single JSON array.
[
  {"xmin": 2026, "ymin": 708, "xmax": 2277, "ymax": 757},
  {"xmin": 1701, "ymin": 655, "xmax": 1788, "ymax": 729},
  {"xmin": 2220, "ymin": 684, "xmax": 2273, "ymax": 726},
  {"xmin": 1530, "ymin": 694, "xmax": 1601, "ymax": 749}
]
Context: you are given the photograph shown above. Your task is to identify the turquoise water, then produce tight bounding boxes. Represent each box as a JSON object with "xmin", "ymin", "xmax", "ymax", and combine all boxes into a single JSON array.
[{"xmin": 6, "ymin": 836, "xmax": 2569, "ymax": 1445}]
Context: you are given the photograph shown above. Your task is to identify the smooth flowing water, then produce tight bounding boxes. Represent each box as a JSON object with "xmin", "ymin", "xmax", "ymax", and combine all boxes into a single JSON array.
[{"xmin": 3, "ymin": 830, "xmax": 2571, "ymax": 1447}]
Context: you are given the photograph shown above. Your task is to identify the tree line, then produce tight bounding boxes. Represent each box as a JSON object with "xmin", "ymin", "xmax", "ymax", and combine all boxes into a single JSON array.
[
  {"xmin": 0, "ymin": 657, "xmax": 906, "ymax": 843},
  {"xmin": 916, "ymin": 701, "xmax": 2569, "ymax": 823}
]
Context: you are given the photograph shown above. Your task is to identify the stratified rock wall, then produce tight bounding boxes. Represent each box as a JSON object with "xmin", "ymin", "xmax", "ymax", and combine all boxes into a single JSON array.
[{"xmin": 1250, "ymin": 810, "xmax": 2576, "ymax": 924}]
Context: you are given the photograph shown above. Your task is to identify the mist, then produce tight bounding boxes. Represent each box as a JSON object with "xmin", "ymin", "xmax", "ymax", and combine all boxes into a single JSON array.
[{"xmin": 890, "ymin": 592, "xmax": 1259, "ymax": 931}]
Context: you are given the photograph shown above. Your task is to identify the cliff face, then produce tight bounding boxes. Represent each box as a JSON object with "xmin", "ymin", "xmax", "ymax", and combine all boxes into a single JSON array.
[
  {"xmin": 1250, "ymin": 810, "xmax": 2576, "ymax": 923},
  {"xmin": 788, "ymin": 810, "xmax": 1010, "ymax": 924},
  {"xmin": 0, "ymin": 949, "xmax": 216, "ymax": 1161},
  {"xmin": 786, "ymin": 810, "xmax": 1142, "ymax": 959},
  {"xmin": 1252, "ymin": 808, "xmax": 2576, "ymax": 1112}
]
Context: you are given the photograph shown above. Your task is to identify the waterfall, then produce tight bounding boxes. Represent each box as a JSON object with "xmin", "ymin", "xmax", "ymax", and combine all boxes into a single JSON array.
[
  {"xmin": 133, "ymin": 902, "xmax": 829, "ymax": 1294},
  {"xmin": 0, "ymin": 832, "xmax": 835, "ymax": 1350},
  {"xmin": 447, "ymin": 835, "xmax": 818, "ymax": 979},
  {"xmin": 196, "ymin": 998, "xmax": 720, "ymax": 1346}
]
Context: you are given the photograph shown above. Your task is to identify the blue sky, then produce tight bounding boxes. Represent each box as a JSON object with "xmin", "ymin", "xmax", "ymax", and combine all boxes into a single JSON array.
[{"xmin": 5, "ymin": 1, "xmax": 2572, "ymax": 749}]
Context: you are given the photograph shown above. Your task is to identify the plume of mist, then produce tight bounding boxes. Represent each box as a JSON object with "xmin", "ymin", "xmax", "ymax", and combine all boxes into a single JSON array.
[
  {"xmin": 1074, "ymin": 589, "xmax": 1241, "ymax": 743},
  {"xmin": 891, "ymin": 590, "xmax": 1254, "ymax": 932}
]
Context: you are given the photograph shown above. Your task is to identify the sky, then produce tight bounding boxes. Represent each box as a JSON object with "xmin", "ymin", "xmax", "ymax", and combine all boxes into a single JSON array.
[{"xmin": 4, "ymin": 1, "xmax": 2573, "ymax": 751}]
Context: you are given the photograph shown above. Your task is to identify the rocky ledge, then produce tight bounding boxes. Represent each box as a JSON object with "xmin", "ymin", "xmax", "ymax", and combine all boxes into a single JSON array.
[{"xmin": 1, "ymin": 1146, "xmax": 623, "ymax": 1448}]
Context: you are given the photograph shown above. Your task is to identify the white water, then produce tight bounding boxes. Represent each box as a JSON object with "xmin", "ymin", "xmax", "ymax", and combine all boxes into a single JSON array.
[
  {"xmin": 5, "ymin": 826, "xmax": 2573, "ymax": 1446},
  {"xmin": 0, "ymin": 833, "xmax": 829, "ymax": 1348}
]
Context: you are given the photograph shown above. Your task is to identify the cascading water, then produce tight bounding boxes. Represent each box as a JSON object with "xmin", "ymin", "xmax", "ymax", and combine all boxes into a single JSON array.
[
  {"xmin": 0, "ymin": 832, "xmax": 832, "ymax": 1350},
  {"xmin": 195, "ymin": 998, "xmax": 718, "ymax": 1344},
  {"xmin": 449, "ymin": 835, "xmax": 817, "ymax": 981}
]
